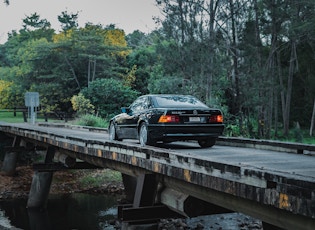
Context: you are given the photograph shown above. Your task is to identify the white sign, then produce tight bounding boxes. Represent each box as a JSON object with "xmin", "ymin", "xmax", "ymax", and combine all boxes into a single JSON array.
[
  {"xmin": 24, "ymin": 92, "xmax": 40, "ymax": 124},
  {"xmin": 25, "ymin": 92, "xmax": 40, "ymax": 107},
  {"xmin": 25, "ymin": 92, "xmax": 39, "ymax": 107}
]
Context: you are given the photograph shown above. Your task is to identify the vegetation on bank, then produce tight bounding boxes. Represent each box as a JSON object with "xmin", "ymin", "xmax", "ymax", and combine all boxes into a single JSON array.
[
  {"xmin": 78, "ymin": 169, "xmax": 122, "ymax": 188},
  {"xmin": 72, "ymin": 114, "xmax": 108, "ymax": 128}
]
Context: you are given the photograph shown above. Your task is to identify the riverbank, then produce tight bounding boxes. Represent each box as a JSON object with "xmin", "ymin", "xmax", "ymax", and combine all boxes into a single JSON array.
[
  {"xmin": 0, "ymin": 164, "xmax": 263, "ymax": 230},
  {"xmin": 0, "ymin": 164, "xmax": 124, "ymax": 200}
]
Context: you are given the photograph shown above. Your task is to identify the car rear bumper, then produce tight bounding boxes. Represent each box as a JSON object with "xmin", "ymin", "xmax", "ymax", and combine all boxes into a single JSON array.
[{"xmin": 148, "ymin": 124, "xmax": 224, "ymax": 141}]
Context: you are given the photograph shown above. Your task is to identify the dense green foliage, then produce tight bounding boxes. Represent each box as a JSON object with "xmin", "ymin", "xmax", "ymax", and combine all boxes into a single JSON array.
[
  {"xmin": 81, "ymin": 78, "xmax": 139, "ymax": 118},
  {"xmin": 71, "ymin": 93, "xmax": 95, "ymax": 116},
  {"xmin": 1, "ymin": 1, "xmax": 315, "ymax": 141}
]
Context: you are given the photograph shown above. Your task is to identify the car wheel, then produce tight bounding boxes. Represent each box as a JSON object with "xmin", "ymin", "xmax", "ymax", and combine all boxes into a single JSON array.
[
  {"xmin": 139, "ymin": 123, "xmax": 154, "ymax": 146},
  {"xmin": 198, "ymin": 138, "xmax": 216, "ymax": 148},
  {"xmin": 109, "ymin": 122, "xmax": 118, "ymax": 141}
]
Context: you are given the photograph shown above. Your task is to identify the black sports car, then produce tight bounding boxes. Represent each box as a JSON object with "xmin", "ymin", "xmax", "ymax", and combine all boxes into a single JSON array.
[{"xmin": 108, "ymin": 94, "xmax": 224, "ymax": 148}]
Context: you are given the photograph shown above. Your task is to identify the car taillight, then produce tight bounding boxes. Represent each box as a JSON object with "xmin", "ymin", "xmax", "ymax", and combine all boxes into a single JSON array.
[
  {"xmin": 209, "ymin": 114, "xmax": 223, "ymax": 123},
  {"xmin": 158, "ymin": 115, "xmax": 180, "ymax": 123}
]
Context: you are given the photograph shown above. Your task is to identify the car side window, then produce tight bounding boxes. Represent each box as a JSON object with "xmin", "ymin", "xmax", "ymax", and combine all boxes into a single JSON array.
[
  {"xmin": 146, "ymin": 96, "xmax": 154, "ymax": 108},
  {"xmin": 130, "ymin": 96, "xmax": 148, "ymax": 113}
]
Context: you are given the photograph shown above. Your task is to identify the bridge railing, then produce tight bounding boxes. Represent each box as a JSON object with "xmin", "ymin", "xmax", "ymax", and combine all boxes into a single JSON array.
[{"xmin": 217, "ymin": 136, "xmax": 315, "ymax": 155}]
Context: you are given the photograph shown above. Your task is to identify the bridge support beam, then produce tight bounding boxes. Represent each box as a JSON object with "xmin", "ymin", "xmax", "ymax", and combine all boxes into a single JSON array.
[
  {"xmin": 27, "ymin": 146, "xmax": 56, "ymax": 210},
  {"xmin": 120, "ymin": 173, "xmax": 162, "ymax": 229},
  {"xmin": 161, "ymin": 188, "xmax": 202, "ymax": 217},
  {"xmin": 133, "ymin": 174, "xmax": 157, "ymax": 207},
  {"xmin": 0, "ymin": 136, "xmax": 21, "ymax": 176},
  {"xmin": 121, "ymin": 173, "xmax": 158, "ymax": 206},
  {"xmin": 160, "ymin": 188, "xmax": 231, "ymax": 217},
  {"xmin": 122, "ymin": 174, "xmax": 137, "ymax": 202}
]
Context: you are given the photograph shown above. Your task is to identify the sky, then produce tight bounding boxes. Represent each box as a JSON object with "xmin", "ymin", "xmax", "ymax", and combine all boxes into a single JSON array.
[{"xmin": 0, "ymin": 0, "xmax": 162, "ymax": 44}]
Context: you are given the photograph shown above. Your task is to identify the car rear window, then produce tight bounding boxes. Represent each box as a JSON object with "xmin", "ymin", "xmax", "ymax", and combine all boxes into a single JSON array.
[{"xmin": 154, "ymin": 95, "xmax": 208, "ymax": 108}]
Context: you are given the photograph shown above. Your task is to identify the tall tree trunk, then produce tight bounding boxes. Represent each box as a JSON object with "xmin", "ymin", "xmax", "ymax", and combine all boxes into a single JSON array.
[
  {"xmin": 88, "ymin": 59, "xmax": 91, "ymax": 87},
  {"xmin": 64, "ymin": 56, "xmax": 80, "ymax": 90},
  {"xmin": 88, "ymin": 59, "xmax": 97, "ymax": 87},
  {"xmin": 283, "ymin": 41, "xmax": 297, "ymax": 136},
  {"xmin": 310, "ymin": 98, "xmax": 315, "ymax": 136},
  {"xmin": 229, "ymin": 0, "xmax": 240, "ymax": 117},
  {"xmin": 254, "ymin": 0, "xmax": 266, "ymax": 138},
  {"xmin": 206, "ymin": 0, "xmax": 218, "ymax": 103}
]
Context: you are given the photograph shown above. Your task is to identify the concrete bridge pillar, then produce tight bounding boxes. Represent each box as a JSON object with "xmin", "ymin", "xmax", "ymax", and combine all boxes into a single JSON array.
[
  {"xmin": 1, "ymin": 151, "xmax": 19, "ymax": 176},
  {"xmin": 27, "ymin": 146, "xmax": 56, "ymax": 210},
  {"xmin": 27, "ymin": 171, "xmax": 53, "ymax": 210},
  {"xmin": 0, "ymin": 136, "xmax": 21, "ymax": 176}
]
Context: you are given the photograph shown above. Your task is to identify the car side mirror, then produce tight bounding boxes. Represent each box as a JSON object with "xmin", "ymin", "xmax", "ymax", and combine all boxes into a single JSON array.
[{"xmin": 121, "ymin": 107, "xmax": 129, "ymax": 114}]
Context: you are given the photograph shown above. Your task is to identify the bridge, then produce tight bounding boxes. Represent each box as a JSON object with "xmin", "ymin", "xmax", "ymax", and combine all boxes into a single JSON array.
[{"xmin": 0, "ymin": 122, "xmax": 315, "ymax": 230}]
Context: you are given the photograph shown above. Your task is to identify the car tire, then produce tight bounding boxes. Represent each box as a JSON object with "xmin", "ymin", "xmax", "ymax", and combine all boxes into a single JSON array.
[
  {"xmin": 139, "ymin": 123, "xmax": 154, "ymax": 146},
  {"xmin": 198, "ymin": 138, "xmax": 216, "ymax": 148},
  {"xmin": 109, "ymin": 122, "xmax": 119, "ymax": 141}
]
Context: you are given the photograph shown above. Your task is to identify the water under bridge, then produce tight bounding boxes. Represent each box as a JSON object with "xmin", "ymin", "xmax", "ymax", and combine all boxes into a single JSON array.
[{"xmin": 0, "ymin": 122, "xmax": 314, "ymax": 230}]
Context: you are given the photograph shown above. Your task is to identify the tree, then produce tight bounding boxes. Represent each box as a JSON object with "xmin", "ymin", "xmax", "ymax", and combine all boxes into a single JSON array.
[
  {"xmin": 71, "ymin": 93, "xmax": 95, "ymax": 115},
  {"xmin": 259, "ymin": 0, "xmax": 315, "ymax": 137},
  {"xmin": 154, "ymin": 0, "xmax": 229, "ymax": 103},
  {"xmin": 126, "ymin": 30, "xmax": 149, "ymax": 49},
  {"xmin": 52, "ymin": 24, "xmax": 130, "ymax": 89},
  {"xmin": 81, "ymin": 78, "xmax": 139, "ymax": 118},
  {"xmin": 0, "ymin": 80, "xmax": 12, "ymax": 108},
  {"xmin": 58, "ymin": 11, "xmax": 79, "ymax": 31},
  {"xmin": 126, "ymin": 45, "xmax": 157, "ymax": 94},
  {"xmin": 22, "ymin": 13, "xmax": 51, "ymax": 30}
]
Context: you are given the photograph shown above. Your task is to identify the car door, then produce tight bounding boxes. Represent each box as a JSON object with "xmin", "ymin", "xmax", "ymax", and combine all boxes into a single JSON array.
[{"xmin": 118, "ymin": 96, "xmax": 148, "ymax": 139}]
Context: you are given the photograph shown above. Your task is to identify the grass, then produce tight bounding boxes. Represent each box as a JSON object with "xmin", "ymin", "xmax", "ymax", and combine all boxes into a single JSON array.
[
  {"xmin": 276, "ymin": 132, "xmax": 315, "ymax": 145},
  {"xmin": 79, "ymin": 169, "xmax": 122, "ymax": 187},
  {"xmin": 0, "ymin": 110, "xmax": 25, "ymax": 123},
  {"xmin": 0, "ymin": 110, "xmax": 64, "ymax": 123}
]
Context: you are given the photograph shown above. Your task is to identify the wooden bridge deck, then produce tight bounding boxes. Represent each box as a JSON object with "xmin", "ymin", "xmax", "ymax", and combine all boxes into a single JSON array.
[{"xmin": 0, "ymin": 122, "xmax": 314, "ymax": 230}]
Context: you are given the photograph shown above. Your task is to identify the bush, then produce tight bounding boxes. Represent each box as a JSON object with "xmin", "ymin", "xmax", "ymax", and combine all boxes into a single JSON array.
[
  {"xmin": 71, "ymin": 93, "xmax": 95, "ymax": 115},
  {"xmin": 81, "ymin": 78, "xmax": 139, "ymax": 118},
  {"xmin": 74, "ymin": 114, "xmax": 108, "ymax": 128}
]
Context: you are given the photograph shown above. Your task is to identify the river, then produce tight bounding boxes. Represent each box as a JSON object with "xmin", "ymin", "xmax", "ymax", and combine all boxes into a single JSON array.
[
  {"xmin": 0, "ymin": 193, "xmax": 263, "ymax": 230},
  {"xmin": 0, "ymin": 193, "xmax": 120, "ymax": 230}
]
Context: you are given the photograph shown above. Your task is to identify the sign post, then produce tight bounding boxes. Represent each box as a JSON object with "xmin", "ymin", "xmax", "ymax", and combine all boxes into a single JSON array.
[{"xmin": 25, "ymin": 92, "xmax": 39, "ymax": 125}]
